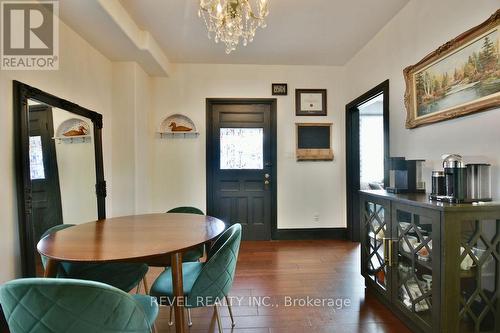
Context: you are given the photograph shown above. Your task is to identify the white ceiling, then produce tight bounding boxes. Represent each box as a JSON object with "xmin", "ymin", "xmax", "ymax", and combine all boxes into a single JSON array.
[{"xmin": 120, "ymin": 0, "xmax": 409, "ymax": 66}]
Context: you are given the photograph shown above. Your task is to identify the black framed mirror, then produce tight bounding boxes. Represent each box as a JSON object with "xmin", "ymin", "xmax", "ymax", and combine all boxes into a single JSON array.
[{"xmin": 13, "ymin": 81, "xmax": 106, "ymax": 277}]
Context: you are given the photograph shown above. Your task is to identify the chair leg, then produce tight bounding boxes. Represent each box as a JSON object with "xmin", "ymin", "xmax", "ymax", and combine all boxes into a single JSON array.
[
  {"xmin": 214, "ymin": 305, "xmax": 223, "ymax": 333},
  {"xmin": 187, "ymin": 308, "xmax": 193, "ymax": 327},
  {"xmin": 225, "ymin": 295, "xmax": 235, "ymax": 327},
  {"xmin": 169, "ymin": 306, "xmax": 174, "ymax": 326},
  {"xmin": 142, "ymin": 277, "xmax": 149, "ymax": 294},
  {"xmin": 151, "ymin": 322, "xmax": 157, "ymax": 333}
]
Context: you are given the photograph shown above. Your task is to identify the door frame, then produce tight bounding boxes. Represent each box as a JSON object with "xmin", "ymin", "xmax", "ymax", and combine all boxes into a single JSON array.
[
  {"xmin": 345, "ymin": 80, "xmax": 390, "ymax": 241},
  {"xmin": 206, "ymin": 98, "xmax": 278, "ymax": 239}
]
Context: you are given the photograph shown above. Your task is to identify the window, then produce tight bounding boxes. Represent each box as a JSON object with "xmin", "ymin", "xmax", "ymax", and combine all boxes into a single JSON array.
[
  {"xmin": 220, "ymin": 128, "xmax": 263, "ymax": 169},
  {"xmin": 29, "ymin": 136, "xmax": 46, "ymax": 180}
]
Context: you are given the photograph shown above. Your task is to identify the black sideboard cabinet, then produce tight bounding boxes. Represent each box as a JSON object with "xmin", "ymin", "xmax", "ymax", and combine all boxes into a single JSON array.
[{"xmin": 360, "ymin": 190, "xmax": 500, "ymax": 333}]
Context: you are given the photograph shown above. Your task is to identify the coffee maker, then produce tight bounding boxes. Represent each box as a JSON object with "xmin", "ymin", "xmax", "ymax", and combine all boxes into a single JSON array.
[
  {"xmin": 430, "ymin": 154, "xmax": 492, "ymax": 203},
  {"xmin": 443, "ymin": 154, "xmax": 467, "ymax": 202}
]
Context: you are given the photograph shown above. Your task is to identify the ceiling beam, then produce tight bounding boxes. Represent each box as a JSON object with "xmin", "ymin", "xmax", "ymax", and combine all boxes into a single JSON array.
[
  {"xmin": 59, "ymin": 0, "xmax": 171, "ymax": 77},
  {"xmin": 97, "ymin": 0, "xmax": 171, "ymax": 76}
]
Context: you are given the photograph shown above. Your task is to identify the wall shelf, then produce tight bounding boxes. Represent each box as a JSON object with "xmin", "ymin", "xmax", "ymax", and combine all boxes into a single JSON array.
[
  {"xmin": 157, "ymin": 114, "xmax": 198, "ymax": 138},
  {"xmin": 157, "ymin": 132, "xmax": 200, "ymax": 138},
  {"xmin": 52, "ymin": 135, "xmax": 92, "ymax": 143},
  {"xmin": 53, "ymin": 118, "xmax": 91, "ymax": 144}
]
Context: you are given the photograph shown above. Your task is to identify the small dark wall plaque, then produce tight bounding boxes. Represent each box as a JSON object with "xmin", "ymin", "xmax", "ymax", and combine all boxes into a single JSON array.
[
  {"xmin": 272, "ymin": 83, "xmax": 288, "ymax": 96},
  {"xmin": 296, "ymin": 89, "xmax": 327, "ymax": 116}
]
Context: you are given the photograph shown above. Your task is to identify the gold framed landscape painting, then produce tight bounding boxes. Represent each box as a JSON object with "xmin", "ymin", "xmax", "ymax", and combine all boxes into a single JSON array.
[{"xmin": 404, "ymin": 10, "xmax": 500, "ymax": 128}]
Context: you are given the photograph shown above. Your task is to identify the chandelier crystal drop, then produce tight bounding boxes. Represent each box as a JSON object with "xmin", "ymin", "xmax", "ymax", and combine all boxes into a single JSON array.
[{"xmin": 198, "ymin": 0, "xmax": 269, "ymax": 54}]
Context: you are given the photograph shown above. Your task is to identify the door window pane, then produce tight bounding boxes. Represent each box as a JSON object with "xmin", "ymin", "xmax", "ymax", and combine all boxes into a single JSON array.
[
  {"xmin": 220, "ymin": 128, "xmax": 263, "ymax": 169},
  {"xmin": 29, "ymin": 136, "xmax": 45, "ymax": 180}
]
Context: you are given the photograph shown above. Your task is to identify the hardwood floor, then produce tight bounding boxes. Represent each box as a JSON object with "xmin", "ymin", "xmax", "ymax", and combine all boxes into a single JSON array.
[{"xmin": 145, "ymin": 240, "xmax": 411, "ymax": 333}]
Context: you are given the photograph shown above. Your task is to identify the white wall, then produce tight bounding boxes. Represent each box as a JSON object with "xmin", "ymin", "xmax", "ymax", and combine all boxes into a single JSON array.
[
  {"xmin": 0, "ymin": 20, "xmax": 114, "ymax": 282},
  {"xmin": 134, "ymin": 65, "xmax": 155, "ymax": 214},
  {"xmin": 150, "ymin": 64, "xmax": 346, "ymax": 229},
  {"xmin": 344, "ymin": 0, "xmax": 500, "ymax": 198},
  {"xmin": 52, "ymin": 108, "xmax": 98, "ymax": 224},
  {"xmin": 111, "ymin": 62, "xmax": 154, "ymax": 216},
  {"xmin": 111, "ymin": 63, "xmax": 136, "ymax": 217}
]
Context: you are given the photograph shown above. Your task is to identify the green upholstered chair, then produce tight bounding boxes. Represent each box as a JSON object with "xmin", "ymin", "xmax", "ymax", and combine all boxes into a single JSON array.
[
  {"xmin": 0, "ymin": 278, "xmax": 158, "ymax": 333},
  {"xmin": 150, "ymin": 224, "xmax": 242, "ymax": 332},
  {"xmin": 40, "ymin": 224, "xmax": 149, "ymax": 293},
  {"xmin": 167, "ymin": 206, "xmax": 204, "ymax": 215},
  {"xmin": 166, "ymin": 207, "xmax": 205, "ymax": 262}
]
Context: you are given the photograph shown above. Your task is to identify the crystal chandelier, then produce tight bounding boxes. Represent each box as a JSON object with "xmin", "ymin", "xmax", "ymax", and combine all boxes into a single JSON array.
[{"xmin": 198, "ymin": 0, "xmax": 269, "ymax": 54}]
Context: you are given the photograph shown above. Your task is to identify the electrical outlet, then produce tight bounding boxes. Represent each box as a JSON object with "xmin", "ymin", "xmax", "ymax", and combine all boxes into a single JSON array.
[{"xmin": 313, "ymin": 214, "xmax": 320, "ymax": 222}]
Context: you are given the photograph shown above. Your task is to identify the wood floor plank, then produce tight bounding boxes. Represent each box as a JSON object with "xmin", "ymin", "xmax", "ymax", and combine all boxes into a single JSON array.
[{"xmin": 149, "ymin": 240, "xmax": 411, "ymax": 333}]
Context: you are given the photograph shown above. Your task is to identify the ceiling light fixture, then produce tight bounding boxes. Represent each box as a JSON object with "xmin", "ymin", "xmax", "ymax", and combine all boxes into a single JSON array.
[{"xmin": 198, "ymin": 0, "xmax": 269, "ymax": 54}]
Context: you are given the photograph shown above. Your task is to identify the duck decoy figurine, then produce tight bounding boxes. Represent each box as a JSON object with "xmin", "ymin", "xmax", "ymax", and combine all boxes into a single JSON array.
[
  {"xmin": 169, "ymin": 122, "xmax": 192, "ymax": 132},
  {"xmin": 63, "ymin": 125, "xmax": 88, "ymax": 137}
]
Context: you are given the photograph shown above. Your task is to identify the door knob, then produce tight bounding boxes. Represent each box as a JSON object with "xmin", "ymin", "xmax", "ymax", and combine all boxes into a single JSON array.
[
  {"xmin": 264, "ymin": 180, "xmax": 270, "ymax": 185},
  {"xmin": 264, "ymin": 173, "xmax": 270, "ymax": 179}
]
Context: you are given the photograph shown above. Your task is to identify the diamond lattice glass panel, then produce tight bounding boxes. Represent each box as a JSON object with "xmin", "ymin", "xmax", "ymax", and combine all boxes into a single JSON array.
[
  {"xmin": 220, "ymin": 128, "xmax": 263, "ymax": 169},
  {"xmin": 364, "ymin": 202, "xmax": 387, "ymax": 289},
  {"xmin": 29, "ymin": 136, "xmax": 45, "ymax": 180},
  {"xmin": 395, "ymin": 209, "xmax": 433, "ymax": 325},
  {"xmin": 459, "ymin": 220, "xmax": 500, "ymax": 333}
]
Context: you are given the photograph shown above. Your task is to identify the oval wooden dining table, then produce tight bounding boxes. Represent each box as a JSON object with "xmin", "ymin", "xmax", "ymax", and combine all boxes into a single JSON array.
[{"xmin": 37, "ymin": 213, "xmax": 226, "ymax": 333}]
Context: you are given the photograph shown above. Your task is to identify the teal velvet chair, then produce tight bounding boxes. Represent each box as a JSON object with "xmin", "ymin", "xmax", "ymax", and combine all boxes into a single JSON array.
[
  {"xmin": 40, "ymin": 224, "xmax": 149, "ymax": 293},
  {"xmin": 167, "ymin": 206, "xmax": 204, "ymax": 215},
  {"xmin": 150, "ymin": 224, "xmax": 242, "ymax": 332},
  {"xmin": 164, "ymin": 206, "xmax": 206, "ymax": 326},
  {"xmin": 0, "ymin": 278, "xmax": 158, "ymax": 333},
  {"xmin": 166, "ymin": 207, "xmax": 205, "ymax": 262}
]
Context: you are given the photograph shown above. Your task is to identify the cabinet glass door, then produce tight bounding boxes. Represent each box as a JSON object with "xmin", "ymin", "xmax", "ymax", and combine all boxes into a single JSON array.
[
  {"xmin": 458, "ymin": 219, "xmax": 499, "ymax": 333},
  {"xmin": 393, "ymin": 206, "xmax": 439, "ymax": 330},
  {"xmin": 363, "ymin": 200, "xmax": 389, "ymax": 291}
]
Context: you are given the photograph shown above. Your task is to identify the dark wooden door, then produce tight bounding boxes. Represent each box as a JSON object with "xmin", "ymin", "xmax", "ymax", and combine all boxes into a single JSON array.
[
  {"xmin": 207, "ymin": 100, "xmax": 276, "ymax": 240},
  {"xmin": 28, "ymin": 105, "xmax": 63, "ymax": 243}
]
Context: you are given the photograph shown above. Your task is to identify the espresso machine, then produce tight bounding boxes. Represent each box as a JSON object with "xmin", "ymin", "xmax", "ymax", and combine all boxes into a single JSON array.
[{"xmin": 430, "ymin": 154, "xmax": 492, "ymax": 203}]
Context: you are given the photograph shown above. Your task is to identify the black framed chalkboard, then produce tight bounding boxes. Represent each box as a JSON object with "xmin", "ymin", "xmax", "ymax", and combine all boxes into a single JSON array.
[
  {"xmin": 295, "ymin": 123, "xmax": 333, "ymax": 161},
  {"xmin": 297, "ymin": 126, "xmax": 330, "ymax": 149}
]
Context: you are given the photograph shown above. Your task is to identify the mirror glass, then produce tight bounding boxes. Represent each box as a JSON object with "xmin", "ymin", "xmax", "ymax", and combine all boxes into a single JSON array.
[{"xmin": 28, "ymin": 98, "xmax": 98, "ymax": 276}]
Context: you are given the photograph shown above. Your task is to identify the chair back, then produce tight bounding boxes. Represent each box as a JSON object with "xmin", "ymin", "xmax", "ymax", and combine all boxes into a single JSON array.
[
  {"xmin": 187, "ymin": 224, "xmax": 242, "ymax": 307},
  {"xmin": 40, "ymin": 224, "xmax": 75, "ymax": 240},
  {"xmin": 39, "ymin": 224, "xmax": 75, "ymax": 272},
  {"xmin": 0, "ymin": 278, "xmax": 153, "ymax": 333},
  {"xmin": 166, "ymin": 206, "xmax": 204, "ymax": 215},
  {"xmin": 166, "ymin": 206, "xmax": 205, "ymax": 262}
]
